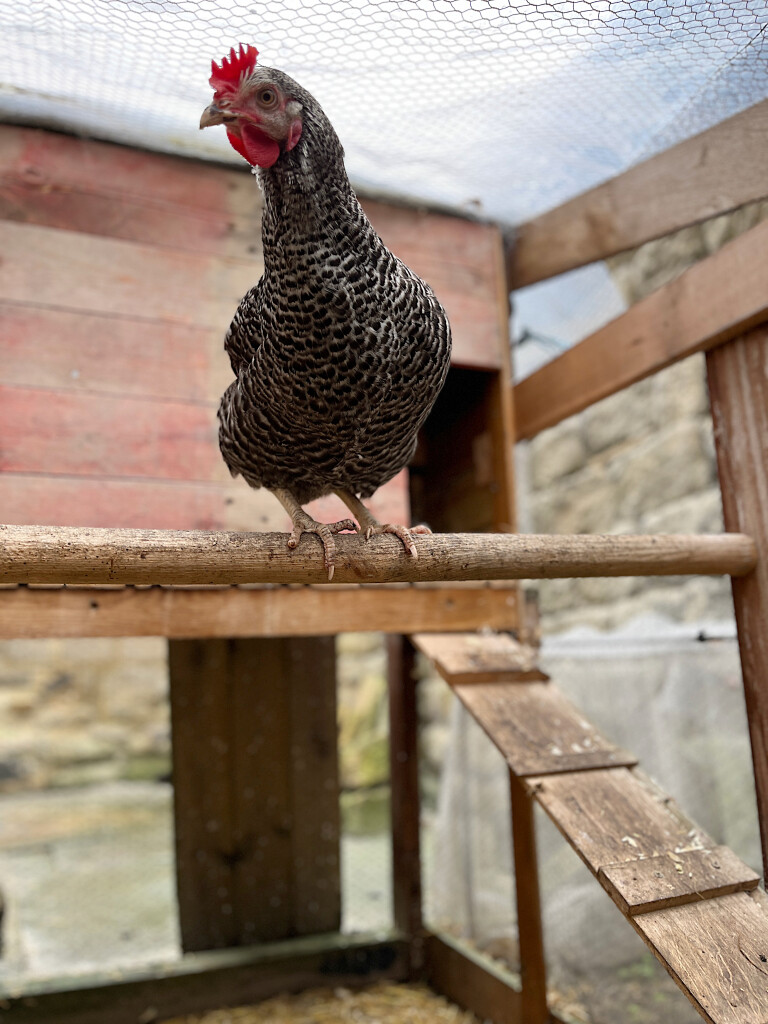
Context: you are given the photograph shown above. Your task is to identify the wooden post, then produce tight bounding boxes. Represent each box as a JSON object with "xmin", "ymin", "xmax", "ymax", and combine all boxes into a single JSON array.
[
  {"xmin": 707, "ymin": 325, "xmax": 768, "ymax": 883},
  {"xmin": 387, "ymin": 635, "xmax": 423, "ymax": 974},
  {"xmin": 510, "ymin": 772, "xmax": 548, "ymax": 1024},
  {"xmin": 169, "ymin": 637, "xmax": 341, "ymax": 951}
]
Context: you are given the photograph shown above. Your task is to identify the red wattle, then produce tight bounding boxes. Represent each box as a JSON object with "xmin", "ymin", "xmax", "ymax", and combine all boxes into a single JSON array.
[{"xmin": 240, "ymin": 124, "xmax": 281, "ymax": 168}]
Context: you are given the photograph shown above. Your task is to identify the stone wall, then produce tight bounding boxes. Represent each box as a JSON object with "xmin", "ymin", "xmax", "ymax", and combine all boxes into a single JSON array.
[
  {"xmin": 0, "ymin": 633, "xmax": 449, "ymax": 809},
  {"xmin": 0, "ymin": 638, "xmax": 169, "ymax": 791},
  {"xmin": 522, "ymin": 198, "xmax": 768, "ymax": 634}
]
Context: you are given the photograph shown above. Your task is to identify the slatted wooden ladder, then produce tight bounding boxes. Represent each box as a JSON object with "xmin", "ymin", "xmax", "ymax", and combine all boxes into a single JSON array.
[{"xmin": 413, "ymin": 632, "xmax": 768, "ymax": 1024}]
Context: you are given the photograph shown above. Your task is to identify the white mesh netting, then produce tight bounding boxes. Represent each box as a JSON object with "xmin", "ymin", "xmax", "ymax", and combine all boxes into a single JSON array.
[{"xmin": 2, "ymin": 0, "xmax": 767, "ymax": 224}]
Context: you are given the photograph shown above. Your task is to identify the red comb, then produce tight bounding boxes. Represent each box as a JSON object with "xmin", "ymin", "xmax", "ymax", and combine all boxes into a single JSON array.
[{"xmin": 210, "ymin": 44, "xmax": 259, "ymax": 97}]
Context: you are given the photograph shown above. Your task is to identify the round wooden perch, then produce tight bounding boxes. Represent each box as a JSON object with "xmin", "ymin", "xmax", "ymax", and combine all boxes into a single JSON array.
[{"xmin": 0, "ymin": 525, "xmax": 757, "ymax": 586}]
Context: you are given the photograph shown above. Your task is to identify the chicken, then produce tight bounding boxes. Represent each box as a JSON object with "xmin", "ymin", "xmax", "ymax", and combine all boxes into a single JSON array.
[{"xmin": 200, "ymin": 45, "xmax": 452, "ymax": 579}]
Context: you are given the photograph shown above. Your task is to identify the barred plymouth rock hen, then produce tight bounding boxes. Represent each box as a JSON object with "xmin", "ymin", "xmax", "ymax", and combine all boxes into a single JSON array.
[{"xmin": 200, "ymin": 45, "xmax": 452, "ymax": 579}]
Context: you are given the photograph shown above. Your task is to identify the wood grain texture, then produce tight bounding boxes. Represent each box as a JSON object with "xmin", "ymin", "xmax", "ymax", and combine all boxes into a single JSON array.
[
  {"xmin": 600, "ymin": 846, "xmax": 759, "ymax": 916},
  {"xmin": 387, "ymin": 636, "xmax": 423, "ymax": 974},
  {"xmin": 0, "ymin": 583, "xmax": 521, "ymax": 640},
  {"xmin": 514, "ymin": 218, "xmax": 768, "ymax": 439},
  {"xmin": 0, "ymin": 386, "xmax": 220, "ymax": 482},
  {"xmin": 169, "ymin": 639, "xmax": 239, "ymax": 950},
  {"xmin": 0, "ymin": 125, "xmax": 501, "ymax": 370},
  {"xmin": 0, "ymin": 526, "xmax": 755, "ymax": 586},
  {"xmin": 529, "ymin": 768, "xmax": 713, "ymax": 884},
  {"xmin": 0, "ymin": 124, "xmax": 264, "ymax": 259},
  {"xmin": 634, "ymin": 892, "xmax": 768, "ymax": 1024},
  {"xmin": 0, "ymin": 470, "xmax": 407, "ymax": 536},
  {"xmin": 0, "ymin": 304, "xmax": 223, "ymax": 403},
  {"xmin": 412, "ymin": 632, "xmax": 547, "ymax": 683},
  {"xmin": 510, "ymin": 773, "xmax": 548, "ymax": 1024},
  {"xmin": 169, "ymin": 638, "xmax": 340, "ymax": 951},
  {"xmin": 456, "ymin": 683, "xmax": 637, "ymax": 776},
  {"xmin": 0, "ymin": 221, "xmax": 255, "ymax": 331},
  {"xmin": 509, "ymin": 99, "xmax": 768, "ymax": 288},
  {"xmin": 426, "ymin": 931, "xmax": 523, "ymax": 1024},
  {"xmin": 707, "ymin": 325, "xmax": 768, "ymax": 884},
  {"xmin": 0, "ymin": 476, "xmax": 227, "ymax": 531}
]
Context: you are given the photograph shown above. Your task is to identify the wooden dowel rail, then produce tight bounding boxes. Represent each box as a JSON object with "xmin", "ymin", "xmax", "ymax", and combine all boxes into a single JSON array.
[{"xmin": 0, "ymin": 525, "xmax": 756, "ymax": 586}]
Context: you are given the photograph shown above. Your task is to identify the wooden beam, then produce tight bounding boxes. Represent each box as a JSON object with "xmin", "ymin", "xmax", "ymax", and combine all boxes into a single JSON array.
[
  {"xmin": 707, "ymin": 325, "xmax": 768, "ymax": 884},
  {"xmin": 514, "ymin": 219, "xmax": 768, "ymax": 439},
  {"xmin": 633, "ymin": 892, "xmax": 768, "ymax": 1024},
  {"xmin": 425, "ymin": 930, "xmax": 522, "ymax": 1024},
  {"xmin": 0, "ymin": 583, "xmax": 520, "ymax": 640},
  {"xmin": 510, "ymin": 774, "xmax": 548, "ymax": 1024},
  {"xmin": 411, "ymin": 632, "xmax": 547, "ymax": 684},
  {"xmin": 0, "ymin": 526, "xmax": 756, "ymax": 585},
  {"xmin": 387, "ymin": 636, "xmax": 423, "ymax": 975},
  {"xmin": 169, "ymin": 638, "xmax": 340, "ymax": 951},
  {"xmin": 456, "ymin": 682, "xmax": 636, "ymax": 777},
  {"xmin": 508, "ymin": 99, "xmax": 768, "ymax": 288},
  {"xmin": 0, "ymin": 933, "xmax": 407, "ymax": 1024}
]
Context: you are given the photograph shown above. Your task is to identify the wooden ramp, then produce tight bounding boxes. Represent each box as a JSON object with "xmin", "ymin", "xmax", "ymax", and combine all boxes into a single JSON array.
[{"xmin": 413, "ymin": 632, "xmax": 768, "ymax": 1024}]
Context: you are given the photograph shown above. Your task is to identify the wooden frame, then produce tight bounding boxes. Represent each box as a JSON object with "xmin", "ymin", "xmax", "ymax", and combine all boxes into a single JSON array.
[
  {"xmin": 502, "ymin": 107, "xmax": 768, "ymax": 1024},
  {"xmin": 508, "ymin": 98, "xmax": 768, "ymax": 288}
]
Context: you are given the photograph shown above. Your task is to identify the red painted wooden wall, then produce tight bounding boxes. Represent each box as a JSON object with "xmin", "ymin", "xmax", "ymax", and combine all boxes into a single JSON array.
[{"xmin": 0, "ymin": 126, "xmax": 504, "ymax": 532}]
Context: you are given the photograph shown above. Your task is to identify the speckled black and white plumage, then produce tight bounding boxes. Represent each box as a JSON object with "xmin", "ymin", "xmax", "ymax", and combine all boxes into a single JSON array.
[{"xmin": 217, "ymin": 68, "xmax": 452, "ymax": 509}]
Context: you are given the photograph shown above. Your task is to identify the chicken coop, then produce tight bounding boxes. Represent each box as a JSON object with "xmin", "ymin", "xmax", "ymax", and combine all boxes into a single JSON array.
[{"xmin": 1, "ymin": 2, "xmax": 768, "ymax": 1023}]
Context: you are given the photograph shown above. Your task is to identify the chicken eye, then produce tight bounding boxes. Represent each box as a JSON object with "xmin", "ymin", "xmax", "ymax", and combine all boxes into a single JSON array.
[{"xmin": 258, "ymin": 88, "xmax": 278, "ymax": 108}]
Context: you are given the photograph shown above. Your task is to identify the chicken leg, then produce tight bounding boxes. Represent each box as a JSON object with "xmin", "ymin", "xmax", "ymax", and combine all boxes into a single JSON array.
[
  {"xmin": 336, "ymin": 489, "xmax": 431, "ymax": 558},
  {"xmin": 274, "ymin": 487, "xmax": 357, "ymax": 581}
]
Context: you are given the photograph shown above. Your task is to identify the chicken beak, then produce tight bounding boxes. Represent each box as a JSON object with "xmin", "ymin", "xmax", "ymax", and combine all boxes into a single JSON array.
[{"xmin": 199, "ymin": 103, "xmax": 227, "ymax": 129}]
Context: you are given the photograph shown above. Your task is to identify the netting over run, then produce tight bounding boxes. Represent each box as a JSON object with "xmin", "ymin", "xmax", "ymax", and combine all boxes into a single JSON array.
[{"xmin": 3, "ymin": 1, "xmax": 768, "ymax": 224}]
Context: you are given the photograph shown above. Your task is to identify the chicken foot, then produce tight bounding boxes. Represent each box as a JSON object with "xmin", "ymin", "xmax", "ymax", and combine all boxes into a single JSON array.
[
  {"xmin": 273, "ymin": 487, "xmax": 358, "ymax": 581},
  {"xmin": 336, "ymin": 489, "xmax": 431, "ymax": 559}
]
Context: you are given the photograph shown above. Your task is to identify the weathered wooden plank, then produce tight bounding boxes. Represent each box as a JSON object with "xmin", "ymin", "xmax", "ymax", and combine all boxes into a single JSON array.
[
  {"xmin": 0, "ymin": 469, "xmax": 406, "ymax": 535},
  {"xmin": 600, "ymin": 846, "xmax": 759, "ymax": 917},
  {"xmin": 707, "ymin": 325, "xmax": 768, "ymax": 884},
  {"xmin": 0, "ymin": 583, "xmax": 521, "ymax": 639},
  {"xmin": 508, "ymin": 99, "xmax": 768, "ymax": 288},
  {"xmin": 0, "ymin": 934, "xmax": 407, "ymax": 1024},
  {"xmin": 387, "ymin": 636, "xmax": 423, "ymax": 974},
  {"xmin": 169, "ymin": 638, "xmax": 341, "ymax": 950},
  {"xmin": 426, "ymin": 930, "xmax": 523, "ymax": 1024},
  {"xmin": 529, "ymin": 768, "xmax": 711, "ymax": 881},
  {"xmin": 634, "ymin": 892, "xmax": 768, "ymax": 1024},
  {"xmin": 489, "ymin": 229, "xmax": 519, "ymax": 523},
  {"xmin": 281, "ymin": 638, "xmax": 341, "ymax": 936},
  {"xmin": 412, "ymin": 632, "xmax": 547, "ymax": 684},
  {"xmin": 0, "ymin": 386, "xmax": 221, "ymax": 482},
  {"xmin": 456, "ymin": 683, "xmax": 637, "ymax": 776},
  {"xmin": 514, "ymin": 218, "xmax": 768, "ymax": 439},
  {"xmin": 169, "ymin": 639, "xmax": 240, "ymax": 950},
  {"xmin": 0, "ymin": 304, "xmax": 224, "ymax": 403},
  {"xmin": 0, "ymin": 221, "xmax": 255, "ymax": 330},
  {"xmin": 510, "ymin": 773, "xmax": 548, "ymax": 1024},
  {"xmin": 0, "ymin": 128, "xmax": 501, "ymax": 371},
  {"xmin": 0, "ymin": 476, "xmax": 227, "ymax": 530},
  {"xmin": 0, "ymin": 124, "xmax": 263, "ymax": 259},
  {"xmin": 229, "ymin": 637, "xmax": 340, "ymax": 941},
  {"xmin": 1, "ymin": 526, "xmax": 754, "ymax": 586}
]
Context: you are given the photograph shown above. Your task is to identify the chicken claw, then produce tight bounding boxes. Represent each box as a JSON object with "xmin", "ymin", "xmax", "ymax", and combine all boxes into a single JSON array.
[
  {"xmin": 274, "ymin": 487, "xmax": 357, "ymax": 580},
  {"xmin": 336, "ymin": 489, "xmax": 429, "ymax": 559},
  {"xmin": 286, "ymin": 510, "xmax": 358, "ymax": 580}
]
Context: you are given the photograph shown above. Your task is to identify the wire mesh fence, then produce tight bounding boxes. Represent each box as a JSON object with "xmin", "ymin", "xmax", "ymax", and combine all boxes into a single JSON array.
[{"xmin": 3, "ymin": 1, "xmax": 767, "ymax": 225}]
